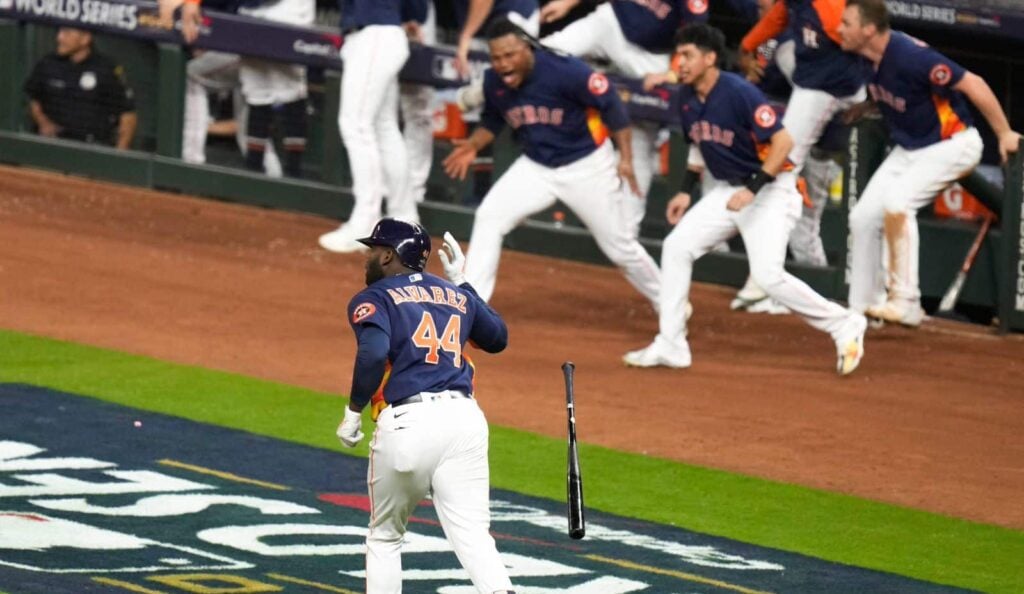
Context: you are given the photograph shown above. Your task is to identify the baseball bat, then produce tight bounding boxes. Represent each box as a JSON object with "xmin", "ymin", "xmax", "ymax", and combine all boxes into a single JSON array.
[
  {"xmin": 563, "ymin": 361, "xmax": 585, "ymax": 540},
  {"xmin": 938, "ymin": 214, "xmax": 994, "ymax": 313}
]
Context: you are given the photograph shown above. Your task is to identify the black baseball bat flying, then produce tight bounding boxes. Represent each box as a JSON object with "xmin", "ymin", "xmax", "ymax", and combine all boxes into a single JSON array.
[
  {"xmin": 938, "ymin": 214, "xmax": 994, "ymax": 313},
  {"xmin": 563, "ymin": 361, "xmax": 585, "ymax": 540}
]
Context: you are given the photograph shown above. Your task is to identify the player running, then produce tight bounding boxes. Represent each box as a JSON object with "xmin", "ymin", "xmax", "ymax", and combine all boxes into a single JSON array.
[
  {"xmin": 335, "ymin": 218, "xmax": 517, "ymax": 594},
  {"xmin": 443, "ymin": 19, "xmax": 661, "ymax": 306},
  {"xmin": 839, "ymin": 0, "xmax": 1020, "ymax": 326},
  {"xmin": 623, "ymin": 24, "xmax": 867, "ymax": 375}
]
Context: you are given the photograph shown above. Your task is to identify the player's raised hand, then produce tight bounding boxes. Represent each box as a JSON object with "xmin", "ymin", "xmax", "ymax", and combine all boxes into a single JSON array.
[
  {"xmin": 180, "ymin": 1, "xmax": 202, "ymax": 44},
  {"xmin": 443, "ymin": 139, "xmax": 478, "ymax": 180},
  {"xmin": 157, "ymin": 0, "xmax": 183, "ymax": 30},
  {"xmin": 666, "ymin": 192, "xmax": 692, "ymax": 225},
  {"xmin": 618, "ymin": 158, "xmax": 641, "ymax": 198},
  {"xmin": 998, "ymin": 130, "xmax": 1022, "ymax": 164},
  {"xmin": 438, "ymin": 232, "xmax": 467, "ymax": 286},
  {"xmin": 541, "ymin": 0, "xmax": 578, "ymax": 24},
  {"xmin": 727, "ymin": 188, "xmax": 755, "ymax": 212}
]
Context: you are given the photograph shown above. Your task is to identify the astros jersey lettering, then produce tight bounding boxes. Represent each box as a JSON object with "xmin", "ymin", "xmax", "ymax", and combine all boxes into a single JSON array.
[
  {"xmin": 339, "ymin": 0, "xmax": 401, "ymax": 30},
  {"xmin": 868, "ymin": 31, "xmax": 973, "ymax": 150},
  {"xmin": 610, "ymin": 0, "xmax": 710, "ymax": 53},
  {"xmin": 481, "ymin": 50, "xmax": 629, "ymax": 167},
  {"xmin": 347, "ymin": 272, "xmax": 505, "ymax": 415},
  {"xmin": 678, "ymin": 71, "xmax": 784, "ymax": 182}
]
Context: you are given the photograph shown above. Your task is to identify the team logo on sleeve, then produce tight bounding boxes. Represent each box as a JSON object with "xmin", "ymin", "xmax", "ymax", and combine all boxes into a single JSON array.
[
  {"xmin": 754, "ymin": 104, "xmax": 777, "ymax": 128},
  {"xmin": 688, "ymin": 0, "xmax": 708, "ymax": 14},
  {"xmin": 929, "ymin": 63, "xmax": 952, "ymax": 86},
  {"xmin": 588, "ymin": 72, "xmax": 610, "ymax": 96},
  {"xmin": 352, "ymin": 302, "xmax": 377, "ymax": 324}
]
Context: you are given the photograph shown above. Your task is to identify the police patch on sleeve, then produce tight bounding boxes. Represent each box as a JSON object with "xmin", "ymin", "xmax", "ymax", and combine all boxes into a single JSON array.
[
  {"xmin": 929, "ymin": 63, "xmax": 952, "ymax": 86},
  {"xmin": 352, "ymin": 302, "xmax": 377, "ymax": 324},
  {"xmin": 688, "ymin": 0, "xmax": 708, "ymax": 14},
  {"xmin": 588, "ymin": 72, "xmax": 610, "ymax": 96},
  {"xmin": 754, "ymin": 104, "xmax": 777, "ymax": 128}
]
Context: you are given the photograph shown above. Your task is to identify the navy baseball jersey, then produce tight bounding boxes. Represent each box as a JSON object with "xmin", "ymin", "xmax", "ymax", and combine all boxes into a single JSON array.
[
  {"xmin": 347, "ymin": 272, "xmax": 507, "ymax": 416},
  {"xmin": 339, "ymin": 0, "xmax": 401, "ymax": 31},
  {"xmin": 401, "ymin": 0, "xmax": 429, "ymax": 24},
  {"xmin": 611, "ymin": 0, "xmax": 710, "ymax": 54},
  {"xmin": 481, "ymin": 50, "xmax": 630, "ymax": 167},
  {"xmin": 679, "ymin": 71, "xmax": 786, "ymax": 182},
  {"xmin": 742, "ymin": 0, "xmax": 863, "ymax": 97},
  {"xmin": 453, "ymin": 0, "xmax": 538, "ymax": 31},
  {"xmin": 868, "ymin": 32, "xmax": 973, "ymax": 150}
]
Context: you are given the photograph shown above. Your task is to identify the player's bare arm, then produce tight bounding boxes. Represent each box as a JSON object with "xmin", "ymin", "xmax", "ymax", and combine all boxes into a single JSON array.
[
  {"xmin": 456, "ymin": 0, "xmax": 496, "ymax": 78},
  {"xmin": 443, "ymin": 127, "xmax": 496, "ymax": 180},
  {"xmin": 540, "ymin": 0, "xmax": 580, "ymax": 24},
  {"xmin": 403, "ymin": 20, "xmax": 423, "ymax": 43},
  {"xmin": 841, "ymin": 99, "xmax": 878, "ymax": 124},
  {"xmin": 955, "ymin": 72, "xmax": 1022, "ymax": 164},
  {"xmin": 728, "ymin": 127, "xmax": 793, "ymax": 211},
  {"xmin": 642, "ymin": 70, "xmax": 678, "ymax": 92},
  {"xmin": 611, "ymin": 127, "xmax": 641, "ymax": 197}
]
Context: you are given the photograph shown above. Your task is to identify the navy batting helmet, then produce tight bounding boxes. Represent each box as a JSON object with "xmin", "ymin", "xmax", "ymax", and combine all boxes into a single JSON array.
[{"xmin": 357, "ymin": 218, "xmax": 431, "ymax": 272}]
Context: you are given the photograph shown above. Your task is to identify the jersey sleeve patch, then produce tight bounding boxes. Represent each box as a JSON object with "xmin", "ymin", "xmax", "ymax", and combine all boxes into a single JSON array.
[
  {"xmin": 688, "ymin": 0, "xmax": 708, "ymax": 14},
  {"xmin": 929, "ymin": 63, "xmax": 953, "ymax": 86},
  {"xmin": 754, "ymin": 104, "xmax": 778, "ymax": 128},
  {"xmin": 588, "ymin": 72, "xmax": 610, "ymax": 96},
  {"xmin": 352, "ymin": 302, "xmax": 377, "ymax": 324}
]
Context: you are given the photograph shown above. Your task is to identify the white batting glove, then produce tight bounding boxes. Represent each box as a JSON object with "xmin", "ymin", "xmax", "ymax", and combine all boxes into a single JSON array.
[
  {"xmin": 336, "ymin": 406, "xmax": 364, "ymax": 448},
  {"xmin": 438, "ymin": 231, "xmax": 467, "ymax": 286}
]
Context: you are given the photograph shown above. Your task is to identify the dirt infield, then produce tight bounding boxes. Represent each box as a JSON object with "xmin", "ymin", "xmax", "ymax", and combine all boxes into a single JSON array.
[{"xmin": 1, "ymin": 165, "xmax": 1022, "ymax": 529}]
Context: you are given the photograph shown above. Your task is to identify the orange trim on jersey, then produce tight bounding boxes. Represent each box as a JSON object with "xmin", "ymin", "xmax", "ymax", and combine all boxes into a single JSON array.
[
  {"xmin": 754, "ymin": 137, "xmax": 796, "ymax": 172},
  {"xmin": 586, "ymin": 108, "xmax": 609, "ymax": 146},
  {"xmin": 932, "ymin": 95, "xmax": 967, "ymax": 140},
  {"xmin": 797, "ymin": 176, "xmax": 813, "ymax": 208},
  {"xmin": 465, "ymin": 353, "xmax": 476, "ymax": 395},
  {"xmin": 368, "ymin": 362, "xmax": 392, "ymax": 422},
  {"xmin": 741, "ymin": 0, "xmax": 789, "ymax": 53},
  {"xmin": 813, "ymin": 0, "xmax": 845, "ymax": 46}
]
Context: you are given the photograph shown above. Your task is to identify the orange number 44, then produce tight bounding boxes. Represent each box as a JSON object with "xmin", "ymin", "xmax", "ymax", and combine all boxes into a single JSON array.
[{"xmin": 411, "ymin": 312, "xmax": 462, "ymax": 366}]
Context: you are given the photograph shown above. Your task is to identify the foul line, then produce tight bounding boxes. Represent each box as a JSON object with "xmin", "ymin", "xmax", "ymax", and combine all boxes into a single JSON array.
[
  {"xmin": 158, "ymin": 459, "xmax": 289, "ymax": 491},
  {"xmin": 585, "ymin": 555, "xmax": 775, "ymax": 594},
  {"xmin": 91, "ymin": 578, "xmax": 166, "ymax": 594},
  {"xmin": 267, "ymin": 573, "xmax": 360, "ymax": 593}
]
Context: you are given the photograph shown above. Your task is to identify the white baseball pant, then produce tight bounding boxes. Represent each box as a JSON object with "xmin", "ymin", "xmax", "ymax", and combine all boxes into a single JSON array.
[
  {"xmin": 339, "ymin": 25, "xmax": 416, "ymax": 234},
  {"xmin": 464, "ymin": 142, "xmax": 661, "ymax": 305},
  {"xmin": 848, "ymin": 127, "xmax": 983, "ymax": 311},
  {"xmin": 657, "ymin": 172, "xmax": 855, "ymax": 353},
  {"xmin": 181, "ymin": 51, "xmax": 283, "ymax": 176},
  {"xmin": 541, "ymin": 2, "xmax": 670, "ymax": 203},
  {"xmin": 783, "ymin": 85, "xmax": 865, "ymax": 173},
  {"xmin": 237, "ymin": 0, "xmax": 313, "ymax": 106},
  {"xmin": 367, "ymin": 396, "xmax": 513, "ymax": 594},
  {"xmin": 400, "ymin": 3, "xmax": 437, "ymax": 206}
]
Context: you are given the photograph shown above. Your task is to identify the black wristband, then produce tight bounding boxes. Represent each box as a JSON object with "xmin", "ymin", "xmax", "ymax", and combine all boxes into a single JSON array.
[
  {"xmin": 744, "ymin": 169, "xmax": 776, "ymax": 194},
  {"xmin": 680, "ymin": 168, "xmax": 701, "ymax": 195}
]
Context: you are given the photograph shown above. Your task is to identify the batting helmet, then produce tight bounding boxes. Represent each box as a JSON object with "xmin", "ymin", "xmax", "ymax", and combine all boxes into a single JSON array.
[{"xmin": 357, "ymin": 218, "xmax": 431, "ymax": 272}]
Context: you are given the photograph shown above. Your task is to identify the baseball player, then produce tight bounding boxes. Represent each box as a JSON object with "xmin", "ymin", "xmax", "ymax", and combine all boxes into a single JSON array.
[
  {"xmin": 399, "ymin": 0, "xmax": 435, "ymax": 206},
  {"xmin": 623, "ymin": 24, "xmax": 867, "ymax": 375},
  {"xmin": 730, "ymin": 0, "xmax": 865, "ymax": 311},
  {"xmin": 454, "ymin": 0, "xmax": 541, "ymax": 78},
  {"xmin": 335, "ymin": 218, "xmax": 517, "ymax": 594},
  {"xmin": 839, "ymin": 0, "xmax": 1021, "ymax": 326},
  {"xmin": 539, "ymin": 0, "xmax": 710, "ymax": 205},
  {"xmin": 319, "ymin": 0, "xmax": 418, "ymax": 253},
  {"xmin": 442, "ymin": 19, "xmax": 661, "ymax": 306}
]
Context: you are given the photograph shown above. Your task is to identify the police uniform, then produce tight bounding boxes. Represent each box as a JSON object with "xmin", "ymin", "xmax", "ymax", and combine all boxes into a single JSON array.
[
  {"xmin": 542, "ymin": 0, "xmax": 710, "ymax": 203},
  {"xmin": 624, "ymin": 71, "xmax": 866, "ymax": 373},
  {"xmin": 24, "ymin": 51, "xmax": 134, "ymax": 146},
  {"xmin": 464, "ymin": 49, "xmax": 662, "ymax": 306},
  {"xmin": 343, "ymin": 220, "xmax": 515, "ymax": 594},
  {"xmin": 848, "ymin": 31, "xmax": 983, "ymax": 320}
]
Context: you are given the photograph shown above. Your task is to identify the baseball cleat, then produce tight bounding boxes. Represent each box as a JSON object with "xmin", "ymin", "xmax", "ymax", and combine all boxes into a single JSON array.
[
  {"xmin": 744, "ymin": 298, "xmax": 791, "ymax": 315},
  {"xmin": 623, "ymin": 338, "xmax": 691, "ymax": 369},
  {"xmin": 318, "ymin": 227, "xmax": 368, "ymax": 253},
  {"xmin": 835, "ymin": 313, "xmax": 867, "ymax": 376},
  {"xmin": 730, "ymin": 277, "xmax": 768, "ymax": 311},
  {"xmin": 865, "ymin": 300, "xmax": 925, "ymax": 328}
]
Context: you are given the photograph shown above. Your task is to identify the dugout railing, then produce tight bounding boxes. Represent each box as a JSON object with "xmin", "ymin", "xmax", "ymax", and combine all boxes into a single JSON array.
[{"xmin": 1, "ymin": 3, "xmax": 1022, "ymax": 330}]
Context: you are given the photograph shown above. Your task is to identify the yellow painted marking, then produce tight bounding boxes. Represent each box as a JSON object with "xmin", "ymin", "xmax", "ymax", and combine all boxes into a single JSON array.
[
  {"xmin": 585, "ymin": 555, "xmax": 775, "ymax": 594},
  {"xmin": 91, "ymin": 577, "xmax": 167, "ymax": 594},
  {"xmin": 158, "ymin": 459, "xmax": 289, "ymax": 491},
  {"xmin": 266, "ymin": 573, "xmax": 361, "ymax": 593},
  {"xmin": 148, "ymin": 573, "xmax": 281, "ymax": 592}
]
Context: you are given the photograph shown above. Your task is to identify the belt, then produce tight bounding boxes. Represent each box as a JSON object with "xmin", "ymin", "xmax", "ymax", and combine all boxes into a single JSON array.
[{"xmin": 391, "ymin": 390, "xmax": 472, "ymax": 408}]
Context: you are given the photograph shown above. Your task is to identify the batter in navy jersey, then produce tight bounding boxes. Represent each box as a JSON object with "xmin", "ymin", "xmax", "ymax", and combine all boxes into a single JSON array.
[
  {"xmin": 623, "ymin": 24, "xmax": 867, "ymax": 375},
  {"xmin": 541, "ymin": 0, "xmax": 709, "ymax": 204},
  {"xmin": 839, "ymin": 0, "xmax": 1020, "ymax": 327},
  {"xmin": 443, "ymin": 19, "xmax": 661, "ymax": 306},
  {"xmin": 335, "ymin": 218, "xmax": 516, "ymax": 594}
]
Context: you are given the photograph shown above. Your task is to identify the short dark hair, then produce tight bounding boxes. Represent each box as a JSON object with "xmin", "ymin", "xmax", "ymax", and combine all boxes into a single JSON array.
[
  {"xmin": 486, "ymin": 17, "xmax": 528, "ymax": 41},
  {"xmin": 673, "ymin": 24, "xmax": 726, "ymax": 64},
  {"xmin": 846, "ymin": 0, "xmax": 890, "ymax": 31}
]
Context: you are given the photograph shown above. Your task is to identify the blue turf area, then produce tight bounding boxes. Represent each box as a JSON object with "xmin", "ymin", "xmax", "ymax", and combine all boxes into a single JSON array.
[{"xmin": 0, "ymin": 384, "xmax": 980, "ymax": 594}]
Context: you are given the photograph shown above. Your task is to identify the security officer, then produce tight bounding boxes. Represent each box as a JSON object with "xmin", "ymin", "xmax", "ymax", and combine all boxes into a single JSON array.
[{"xmin": 24, "ymin": 27, "xmax": 137, "ymax": 149}]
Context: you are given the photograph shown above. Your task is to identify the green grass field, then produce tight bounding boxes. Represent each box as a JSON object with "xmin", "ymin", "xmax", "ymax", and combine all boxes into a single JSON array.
[{"xmin": 1, "ymin": 329, "xmax": 1022, "ymax": 593}]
